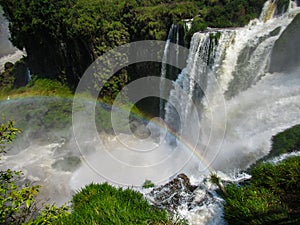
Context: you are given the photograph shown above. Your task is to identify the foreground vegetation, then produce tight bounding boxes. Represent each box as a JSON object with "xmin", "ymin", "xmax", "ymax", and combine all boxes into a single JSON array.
[
  {"xmin": 222, "ymin": 125, "xmax": 300, "ymax": 225},
  {"xmin": 223, "ymin": 156, "xmax": 300, "ymax": 224},
  {"xmin": 57, "ymin": 183, "xmax": 181, "ymax": 225},
  {"xmin": 0, "ymin": 119, "xmax": 69, "ymax": 224}
]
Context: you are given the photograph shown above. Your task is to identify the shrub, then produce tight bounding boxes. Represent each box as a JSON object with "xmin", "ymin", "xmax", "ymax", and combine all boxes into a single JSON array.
[
  {"xmin": 0, "ymin": 169, "xmax": 40, "ymax": 224},
  {"xmin": 142, "ymin": 180, "xmax": 155, "ymax": 189},
  {"xmin": 251, "ymin": 157, "xmax": 300, "ymax": 194},
  {"xmin": 0, "ymin": 119, "xmax": 69, "ymax": 225},
  {"xmin": 26, "ymin": 204, "xmax": 69, "ymax": 225},
  {"xmin": 223, "ymin": 156, "xmax": 300, "ymax": 225},
  {"xmin": 224, "ymin": 184, "xmax": 288, "ymax": 225},
  {"xmin": 0, "ymin": 120, "xmax": 39, "ymax": 224}
]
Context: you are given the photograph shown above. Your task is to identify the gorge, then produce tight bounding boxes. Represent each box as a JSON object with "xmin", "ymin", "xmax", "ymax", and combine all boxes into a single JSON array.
[{"xmin": 0, "ymin": 0, "xmax": 300, "ymax": 224}]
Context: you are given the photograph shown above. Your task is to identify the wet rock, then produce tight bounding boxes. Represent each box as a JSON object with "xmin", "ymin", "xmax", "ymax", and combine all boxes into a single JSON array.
[
  {"xmin": 4, "ymin": 61, "xmax": 13, "ymax": 71},
  {"xmin": 130, "ymin": 120, "xmax": 151, "ymax": 139},
  {"xmin": 148, "ymin": 173, "xmax": 198, "ymax": 211},
  {"xmin": 52, "ymin": 155, "xmax": 81, "ymax": 172},
  {"xmin": 270, "ymin": 13, "xmax": 300, "ymax": 73},
  {"xmin": 146, "ymin": 173, "xmax": 226, "ymax": 223}
]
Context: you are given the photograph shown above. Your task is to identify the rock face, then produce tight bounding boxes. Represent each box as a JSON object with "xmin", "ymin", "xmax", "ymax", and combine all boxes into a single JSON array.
[
  {"xmin": 148, "ymin": 174, "xmax": 198, "ymax": 211},
  {"xmin": 25, "ymin": 36, "xmax": 94, "ymax": 88},
  {"xmin": 269, "ymin": 13, "xmax": 300, "ymax": 73},
  {"xmin": 0, "ymin": 60, "xmax": 27, "ymax": 88}
]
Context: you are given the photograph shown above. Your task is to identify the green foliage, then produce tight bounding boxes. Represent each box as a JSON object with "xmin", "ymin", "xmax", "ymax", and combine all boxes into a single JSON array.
[
  {"xmin": 0, "ymin": 119, "xmax": 20, "ymax": 154},
  {"xmin": 27, "ymin": 78, "xmax": 73, "ymax": 97},
  {"xmin": 0, "ymin": 120, "xmax": 69, "ymax": 225},
  {"xmin": 142, "ymin": 180, "xmax": 155, "ymax": 188},
  {"xmin": 0, "ymin": 0, "xmax": 266, "ymax": 95},
  {"xmin": 226, "ymin": 126, "xmax": 300, "ymax": 224},
  {"xmin": 209, "ymin": 173, "xmax": 227, "ymax": 195},
  {"xmin": 0, "ymin": 78, "xmax": 73, "ymax": 100},
  {"xmin": 0, "ymin": 169, "xmax": 40, "ymax": 224},
  {"xmin": 0, "ymin": 120, "xmax": 39, "ymax": 224},
  {"xmin": 57, "ymin": 183, "xmax": 175, "ymax": 224},
  {"xmin": 202, "ymin": 0, "xmax": 266, "ymax": 27},
  {"xmin": 185, "ymin": 17, "xmax": 207, "ymax": 44},
  {"xmin": 0, "ymin": 66, "xmax": 15, "ymax": 91},
  {"xmin": 223, "ymin": 156, "xmax": 300, "ymax": 225},
  {"xmin": 26, "ymin": 204, "xmax": 70, "ymax": 225},
  {"xmin": 270, "ymin": 124, "xmax": 300, "ymax": 158},
  {"xmin": 251, "ymin": 157, "xmax": 300, "ymax": 195},
  {"xmin": 224, "ymin": 185, "xmax": 288, "ymax": 224},
  {"xmin": 133, "ymin": 1, "xmax": 199, "ymax": 40}
]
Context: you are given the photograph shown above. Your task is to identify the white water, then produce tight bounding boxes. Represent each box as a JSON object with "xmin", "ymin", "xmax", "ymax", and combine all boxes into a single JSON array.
[
  {"xmin": 160, "ymin": 24, "xmax": 180, "ymax": 118},
  {"xmin": 0, "ymin": 0, "xmax": 299, "ymax": 224},
  {"xmin": 0, "ymin": 7, "xmax": 25, "ymax": 71},
  {"xmin": 161, "ymin": 1, "xmax": 300, "ymax": 223},
  {"xmin": 0, "ymin": 140, "xmax": 73, "ymax": 205}
]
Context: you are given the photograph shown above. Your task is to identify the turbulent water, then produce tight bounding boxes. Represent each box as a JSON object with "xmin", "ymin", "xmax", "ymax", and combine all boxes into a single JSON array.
[
  {"xmin": 0, "ymin": 0, "xmax": 300, "ymax": 224},
  {"xmin": 159, "ymin": 0, "xmax": 300, "ymax": 223}
]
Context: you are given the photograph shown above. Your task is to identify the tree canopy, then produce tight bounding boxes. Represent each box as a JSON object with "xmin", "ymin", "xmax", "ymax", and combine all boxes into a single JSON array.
[{"xmin": 0, "ymin": 0, "xmax": 266, "ymax": 104}]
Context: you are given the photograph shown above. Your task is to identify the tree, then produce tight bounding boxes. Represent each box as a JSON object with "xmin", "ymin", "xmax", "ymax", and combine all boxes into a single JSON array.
[
  {"xmin": 0, "ymin": 119, "xmax": 69, "ymax": 224},
  {"xmin": 0, "ymin": 119, "xmax": 40, "ymax": 224}
]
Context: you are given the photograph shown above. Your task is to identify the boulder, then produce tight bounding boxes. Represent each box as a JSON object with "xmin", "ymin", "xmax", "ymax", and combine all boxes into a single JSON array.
[{"xmin": 148, "ymin": 173, "xmax": 198, "ymax": 211}]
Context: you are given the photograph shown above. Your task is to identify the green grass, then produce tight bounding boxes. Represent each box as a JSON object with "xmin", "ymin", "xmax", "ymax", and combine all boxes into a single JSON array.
[
  {"xmin": 0, "ymin": 78, "xmax": 73, "ymax": 99},
  {"xmin": 223, "ymin": 156, "xmax": 300, "ymax": 225},
  {"xmin": 56, "ymin": 183, "xmax": 178, "ymax": 225}
]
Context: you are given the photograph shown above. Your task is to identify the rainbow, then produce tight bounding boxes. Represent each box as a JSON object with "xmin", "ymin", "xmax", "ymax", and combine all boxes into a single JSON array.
[{"xmin": 0, "ymin": 94, "xmax": 216, "ymax": 174}]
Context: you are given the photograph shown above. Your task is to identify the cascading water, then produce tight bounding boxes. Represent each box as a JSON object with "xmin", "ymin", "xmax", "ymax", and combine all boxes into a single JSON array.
[
  {"xmin": 156, "ymin": 1, "xmax": 300, "ymax": 223},
  {"xmin": 0, "ymin": 0, "xmax": 300, "ymax": 224},
  {"xmin": 0, "ymin": 7, "xmax": 15, "ymax": 58},
  {"xmin": 160, "ymin": 24, "xmax": 181, "ymax": 118},
  {"xmin": 165, "ymin": 0, "xmax": 300, "ymax": 152},
  {"xmin": 164, "ymin": 31, "xmax": 221, "ymax": 145},
  {"xmin": 0, "ymin": 7, "xmax": 24, "ymax": 71}
]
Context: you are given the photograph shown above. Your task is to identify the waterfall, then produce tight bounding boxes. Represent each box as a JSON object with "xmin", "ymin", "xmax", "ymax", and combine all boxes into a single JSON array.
[
  {"xmin": 0, "ymin": 7, "xmax": 24, "ymax": 72},
  {"xmin": 164, "ymin": 32, "xmax": 216, "ymax": 145},
  {"xmin": 259, "ymin": 0, "xmax": 277, "ymax": 22},
  {"xmin": 163, "ymin": 0, "xmax": 300, "ymax": 164},
  {"xmin": 26, "ymin": 67, "xmax": 32, "ymax": 82},
  {"xmin": 160, "ymin": 24, "xmax": 181, "ymax": 118},
  {"xmin": 163, "ymin": 0, "xmax": 294, "ymax": 144},
  {"xmin": 259, "ymin": 0, "xmax": 299, "ymax": 21},
  {"xmin": 157, "ymin": 2, "xmax": 300, "ymax": 223},
  {"xmin": 0, "ymin": 0, "xmax": 299, "ymax": 224},
  {"xmin": 0, "ymin": 7, "xmax": 15, "ymax": 58}
]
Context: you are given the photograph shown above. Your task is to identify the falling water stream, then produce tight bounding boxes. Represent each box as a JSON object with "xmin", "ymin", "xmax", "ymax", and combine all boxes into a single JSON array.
[
  {"xmin": 0, "ymin": 7, "xmax": 25, "ymax": 72},
  {"xmin": 0, "ymin": 1, "xmax": 300, "ymax": 224}
]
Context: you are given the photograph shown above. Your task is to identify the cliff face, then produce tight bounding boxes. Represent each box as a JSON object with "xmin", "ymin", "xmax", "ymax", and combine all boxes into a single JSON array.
[
  {"xmin": 269, "ymin": 13, "xmax": 300, "ymax": 73},
  {"xmin": 25, "ymin": 35, "xmax": 94, "ymax": 88}
]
